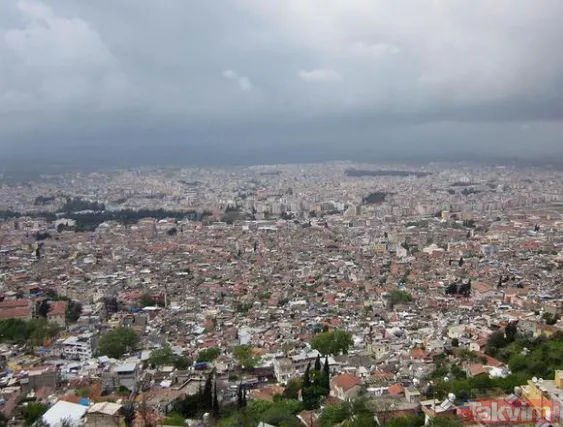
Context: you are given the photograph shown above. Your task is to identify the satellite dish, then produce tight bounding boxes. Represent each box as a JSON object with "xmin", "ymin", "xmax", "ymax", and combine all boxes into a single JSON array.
[
  {"xmin": 532, "ymin": 377, "xmax": 538, "ymax": 383},
  {"xmin": 539, "ymin": 378, "xmax": 543, "ymax": 383},
  {"xmin": 448, "ymin": 393, "xmax": 456, "ymax": 402}
]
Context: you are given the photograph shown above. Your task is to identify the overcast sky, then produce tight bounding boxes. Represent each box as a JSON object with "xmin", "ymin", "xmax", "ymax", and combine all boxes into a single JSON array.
[{"xmin": 1, "ymin": 0, "xmax": 563, "ymax": 165}]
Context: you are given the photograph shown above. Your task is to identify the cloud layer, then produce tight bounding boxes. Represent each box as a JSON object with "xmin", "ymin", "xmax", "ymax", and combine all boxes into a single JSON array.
[{"xmin": 1, "ymin": 0, "xmax": 563, "ymax": 158}]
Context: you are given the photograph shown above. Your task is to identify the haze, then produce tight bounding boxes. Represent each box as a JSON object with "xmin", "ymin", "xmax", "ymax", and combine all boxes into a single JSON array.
[{"xmin": 1, "ymin": 0, "xmax": 563, "ymax": 167}]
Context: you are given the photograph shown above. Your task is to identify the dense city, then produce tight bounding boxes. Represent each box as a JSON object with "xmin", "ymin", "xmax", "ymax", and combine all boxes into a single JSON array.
[{"xmin": 1, "ymin": 161, "xmax": 563, "ymax": 427}]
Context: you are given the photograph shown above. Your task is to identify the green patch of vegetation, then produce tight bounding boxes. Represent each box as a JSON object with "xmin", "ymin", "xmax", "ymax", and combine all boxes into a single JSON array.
[
  {"xmin": 98, "ymin": 327, "xmax": 140, "ymax": 359},
  {"xmin": 311, "ymin": 330, "xmax": 353, "ymax": 356},
  {"xmin": 0, "ymin": 318, "xmax": 59, "ymax": 345}
]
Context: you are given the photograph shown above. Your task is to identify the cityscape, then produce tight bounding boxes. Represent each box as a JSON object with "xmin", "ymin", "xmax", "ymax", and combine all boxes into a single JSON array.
[
  {"xmin": 2, "ymin": 0, "xmax": 563, "ymax": 425},
  {"xmin": 1, "ymin": 162, "xmax": 563, "ymax": 426}
]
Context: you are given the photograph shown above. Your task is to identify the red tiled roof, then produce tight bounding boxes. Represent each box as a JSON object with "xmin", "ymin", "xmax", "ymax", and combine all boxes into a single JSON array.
[
  {"xmin": 0, "ymin": 299, "xmax": 31, "ymax": 309},
  {"xmin": 0, "ymin": 307, "xmax": 32, "ymax": 319},
  {"xmin": 48, "ymin": 301, "xmax": 67, "ymax": 317},
  {"xmin": 388, "ymin": 383, "xmax": 405, "ymax": 395},
  {"xmin": 332, "ymin": 373, "xmax": 361, "ymax": 391}
]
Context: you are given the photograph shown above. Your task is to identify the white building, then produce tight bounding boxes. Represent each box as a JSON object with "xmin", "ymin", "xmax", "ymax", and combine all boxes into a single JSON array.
[{"xmin": 62, "ymin": 333, "xmax": 95, "ymax": 361}]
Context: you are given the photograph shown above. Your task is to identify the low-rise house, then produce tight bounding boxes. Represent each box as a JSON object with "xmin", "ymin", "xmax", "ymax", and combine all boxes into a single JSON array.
[
  {"xmin": 330, "ymin": 373, "xmax": 362, "ymax": 401},
  {"xmin": 85, "ymin": 402, "xmax": 123, "ymax": 427}
]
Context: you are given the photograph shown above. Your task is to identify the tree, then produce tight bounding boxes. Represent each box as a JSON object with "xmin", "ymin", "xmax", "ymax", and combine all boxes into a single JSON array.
[
  {"xmin": 162, "ymin": 413, "xmax": 185, "ymax": 426},
  {"xmin": 314, "ymin": 354, "xmax": 322, "ymax": 372},
  {"xmin": 505, "ymin": 322, "xmax": 518, "ymax": 343},
  {"xmin": 283, "ymin": 378, "xmax": 303, "ymax": 400},
  {"xmin": 385, "ymin": 415, "xmax": 425, "ymax": 427},
  {"xmin": 22, "ymin": 402, "xmax": 49, "ymax": 426},
  {"xmin": 149, "ymin": 347, "xmax": 174, "ymax": 368},
  {"xmin": 197, "ymin": 347, "xmax": 220, "ymax": 362},
  {"xmin": 237, "ymin": 384, "xmax": 246, "ymax": 409},
  {"xmin": 140, "ymin": 293, "xmax": 155, "ymax": 307},
  {"xmin": 485, "ymin": 331, "xmax": 507, "ymax": 356},
  {"xmin": 37, "ymin": 299, "xmax": 50, "ymax": 318},
  {"xmin": 319, "ymin": 397, "xmax": 376, "ymax": 427},
  {"xmin": 233, "ymin": 345, "xmax": 260, "ymax": 370},
  {"xmin": 311, "ymin": 330, "xmax": 354, "ymax": 356},
  {"xmin": 0, "ymin": 412, "xmax": 7, "ymax": 427},
  {"xmin": 543, "ymin": 312, "xmax": 558, "ymax": 325},
  {"xmin": 202, "ymin": 370, "xmax": 214, "ymax": 412},
  {"xmin": 212, "ymin": 380, "xmax": 220, "ymax": 418},
  {"xmin": 451, "ymin": 338, "xmax": 459, "ymax": 347},
  {"xmin": 388, "ymin": 289, "xmax": 413, "ymax": 308},
  {"xmin": 432, "ymin": 416, "xmax": 463, "ymax": 426},
  {"xmin": 66, "ymin": 300, "xmax": 83, "ymax": 323},
  {"xmin": 323, "ymin": 356, "xmax": 331, "ymax": 395},
  {"xmin": 173, "ymin": 355, "xmax": 192, "ymax": 370},
  {"xmin": 98, "ymin": 327, "xmax": 140, "ymax": 359}
]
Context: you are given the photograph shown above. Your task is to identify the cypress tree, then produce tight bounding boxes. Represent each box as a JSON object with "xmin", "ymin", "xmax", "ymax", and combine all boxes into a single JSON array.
[
  {"xmin": 237, "ymin": 384, "xmax": 243, "ymax": 409},
  {"xmin": 203, "ymin": 370, "xmax": 213, "ymax": 411},
  {"xmin": 323, "ymin": 356, "xmax": 330, "ymax": 396},
  {"xmin": 303, "ymin": 362, "xmax": 311, "ymax": 388},
  {"xmin": 212, "ymin": 380, "xmax": 220, "ymax": 418},
  {"xmin": 314, "ymin": 354, "xmax": 322, "ymax": 372}
]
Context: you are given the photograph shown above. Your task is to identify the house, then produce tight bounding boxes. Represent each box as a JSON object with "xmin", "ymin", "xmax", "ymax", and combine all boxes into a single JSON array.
[
  {"xmin": 330, "ymin": 373, "xmax": 362, "ymax": 401},
  {"xmin": 102, "ymin": 362, "xmax": 140, "ymax": 393},
  {"xmin": 464, "ymin": 363, "xmax": 487, "ymax": 378},
  {"xmin": 0, "ymin": 299, "xmax": 32, "ymax": 320},
  {"xmin": 85, "ymin": 402, "xmax": 122, "ymax": 427},
  {"xmin": 48, "ymin": 301, "xmax": 68, "ymax": 328},
  {"xmin": 62, "ymin": 333, "xmax": 95, "ymax": 361},
  {"xmin": 42, "ymin": 400, "xmax": 88, "ymax": 427},
  {"xmin": 469, "ymin": 338, "xmax": 488, "ymax": 353},
  {"xmin": 405, "ymin": 387, "xmax": 421, "ymax": 403},
  {"xmin": 472, "ymin": 282, "xmax": 503, "ymax": 301},
  {"xmin": 273, "ymin": 358, "xmax": 295, "ymax": 383}
]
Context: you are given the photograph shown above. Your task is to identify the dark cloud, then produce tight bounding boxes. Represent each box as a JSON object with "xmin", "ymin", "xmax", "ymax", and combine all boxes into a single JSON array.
[{"xmin": 1, "ymin": 0, "xmax": 563, "ymax": 163}]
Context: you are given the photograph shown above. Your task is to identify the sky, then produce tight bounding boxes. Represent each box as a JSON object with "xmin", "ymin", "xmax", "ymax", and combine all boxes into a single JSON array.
[{"xmin": 1, "ymin": 0, "xmax": 563, "ymax": 166}]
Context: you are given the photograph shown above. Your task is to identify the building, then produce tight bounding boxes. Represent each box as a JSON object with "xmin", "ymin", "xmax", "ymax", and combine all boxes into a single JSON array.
[
  {"xmin": 62, "ymin": 333, "xmax": 95, "ymax": 361},
  {"xmin": 273, "ymin": 358, "xmax": 295, "ymax": 383},
  {"xmin": 330, "ymin": 373, "xmax": 362, "ymax": 401},
  {"xmin": 102, "ymin": 362, "xmax": 140, "ymax": 393},
  {"xmin": 48, "ymin": 301, "xmax": 68, "ymax": 328},
  {"xmin": 86, "ymin": 402, "xmax": 122, "ymax": 427},
  {"xmin": 0, "ymin": 299, "xmax": 32, "ymax": 320}
]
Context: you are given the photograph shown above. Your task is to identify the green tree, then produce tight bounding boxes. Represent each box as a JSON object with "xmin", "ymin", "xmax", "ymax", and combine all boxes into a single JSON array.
[
  {"xmin": 388, "ymin": 289, "xmax": 413, "ymax": 308},
  {"xmin": 149, "ymin": 347, "xmax": 174, "ymax": 368},
  {"xmin": 197, "ymin": 347, "xmax": 220, "ymax": 362},
  {"xmin": 485, "ymin": 331, "xmax": 507, "ymax": 356},
  {"xmin": 37, "ymin": 299, "xmax": 50, "ymax": 318},
  {"xmin": 323, "ymin": 356, "xmax": 331, "ymax": 395},
  {"xmin": 233, "ymin": 345, "xmax": 260, "ymax": 370},
  {"xmin": 202, "ymin": 370, "xmax": 214, "ymax": 412},
  {"xmin": 505, "ymin": 322, "xmax": 518, "ymax": 343},
  {"xmin": 66, "ymin": 300, "xmax": 83, "ymax": 323},
  {"xmin": 162, "ymin": 413, "xmax": 185, "ymax": 426},
  {"xmin": 319, "ymin": 398, "xmax": 376, "ymax": 427},
  {"xmin": 140, "ymin": 293, "xmax": 155, "ymax": 307},
  {"xmin": 98, "ymin": 327, "xmax": 140, "ymax": 359},
  {"xmin": 385, "ymin": 415, "xmax": 425, "ymax": 427},
  {"xmin": 212, "ymin": 380, "xmax": 220, "ymax": 418},
  {"xmin": 283, "ymin": 378, "xmax": 303, "ymax": 400},
  {"xmin": 311, "ymin": 330, "xmax": 354, "ymax": 356},
  {"xmin": 22, "ymin": 402, "xmax": 49, "ymax": 426},
  {"xmin": 173, "ymin": 355, "xmax": 192, "ymax": 370},
  {"xmin": 431, "ymin": 416, "xmax": 463, "ymax": 427}
]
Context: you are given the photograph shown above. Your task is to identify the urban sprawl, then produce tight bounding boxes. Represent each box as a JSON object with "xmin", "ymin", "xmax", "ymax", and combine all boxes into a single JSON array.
[{"xmin": 1, "ymin": 161, "xmax": 563, "ymax": 427}]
